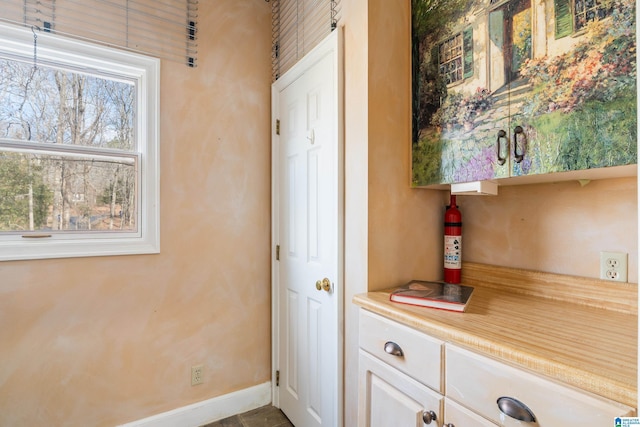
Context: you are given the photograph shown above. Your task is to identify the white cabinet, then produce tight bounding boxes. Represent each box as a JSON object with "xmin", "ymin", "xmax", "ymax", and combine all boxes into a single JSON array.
[
  {"xmin": 357, "ymin": 309, "xmax": 636, "ymax": 427},
  {"xmin": 359, "ymin": 351, "xmax": 443, "ymax": 427},
  {"xmin": 445, "ymin": 344, "xmax": 635, "ymax": 426},
  {"xmin": 359, "ymin": 310, "xmax": 443, "ymax": 392},
  {"xmin": 358, "ymin": 311, "xmax": 443, "ymax": 427}
]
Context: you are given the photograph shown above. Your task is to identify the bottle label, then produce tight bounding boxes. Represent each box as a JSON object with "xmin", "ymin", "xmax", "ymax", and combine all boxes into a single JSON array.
[{"xmin": 444, "ymin": 235, "xmax": 462, "ymax": 269}]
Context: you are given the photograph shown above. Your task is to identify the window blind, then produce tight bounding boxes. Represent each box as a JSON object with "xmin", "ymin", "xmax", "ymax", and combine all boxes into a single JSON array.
[
  {"xmin": 271, "ymin": 0, "xmax": 340, "ymax": 81},
  {"xmin": 0, "ymin": 0, "xmax": 198, "ymax": 67}
]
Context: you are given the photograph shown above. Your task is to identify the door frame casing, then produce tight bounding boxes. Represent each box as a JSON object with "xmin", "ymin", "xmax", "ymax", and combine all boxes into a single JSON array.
[{"xmin": 270, "ymin": 27, "xmax": 345, "ymax": 427}]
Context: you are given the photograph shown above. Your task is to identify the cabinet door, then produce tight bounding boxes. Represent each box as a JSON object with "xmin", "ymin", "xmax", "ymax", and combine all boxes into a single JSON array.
[
  {"xmin": 358, "ymin": 350, "xmax": 443, "ymax": 427},
  {"xmin": 411, "ymin": 0, "xmax": 636, "ymax": 186},
  {"xmin": 411, "ymin": 1, "xmax": 511, "ymax": 186},
  {"xmin": 509, "ymin": 0, "xmax": 637, "ymax": 179},
  {"xmin": 444, "ymin": 398, "xmax": 498, "ymax": 427}
]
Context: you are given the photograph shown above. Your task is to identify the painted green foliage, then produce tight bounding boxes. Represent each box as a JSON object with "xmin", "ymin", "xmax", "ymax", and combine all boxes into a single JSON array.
[{"xmin": 412, "ymin": 0, "xmax": 637, "ymax": 186}]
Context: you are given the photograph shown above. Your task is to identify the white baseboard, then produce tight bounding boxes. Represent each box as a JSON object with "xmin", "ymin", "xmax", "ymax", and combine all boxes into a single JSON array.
[{"xmin": 117, "ymin": 382, "xmax": 272, "ymax": 427}]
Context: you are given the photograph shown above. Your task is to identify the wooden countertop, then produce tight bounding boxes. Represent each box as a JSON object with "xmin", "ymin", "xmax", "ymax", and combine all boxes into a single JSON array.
[{"xmin": 353, "ymin": 263, "xmax": 638, "ymax": 408}]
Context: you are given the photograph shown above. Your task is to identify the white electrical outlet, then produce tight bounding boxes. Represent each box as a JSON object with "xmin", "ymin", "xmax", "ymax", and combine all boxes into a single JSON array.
[
  {"xmin": 600, "ymin": 251, "xmax": 628, "ymax": 282},
  {"xmin": 191, "ymin": 364, "xmax": 204, "ymax": 386}
]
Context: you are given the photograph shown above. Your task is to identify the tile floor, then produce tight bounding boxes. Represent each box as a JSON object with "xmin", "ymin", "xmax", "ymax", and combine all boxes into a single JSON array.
[{"xmin": 201, "ymin": 405, "xmax": 294, "ymax": 427}]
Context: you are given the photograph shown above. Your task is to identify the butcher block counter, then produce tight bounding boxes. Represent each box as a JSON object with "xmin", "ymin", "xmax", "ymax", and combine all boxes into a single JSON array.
[{"xmin": 353, "ymin": 263, "xmax": 638, "ymax": 408}]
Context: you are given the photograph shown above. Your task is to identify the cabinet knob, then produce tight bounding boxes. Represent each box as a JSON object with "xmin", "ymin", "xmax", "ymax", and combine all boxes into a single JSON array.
[
  {"xmin": 383, "ymin": 341, "xmax": 404, "ymax": 357},
  {"xmin": 422, "ymin": 410, "xmax": 437, "ymax": 424},
  {"xmin": 497, "ymin": 396, "xmax": 536, "ymax": 422}
]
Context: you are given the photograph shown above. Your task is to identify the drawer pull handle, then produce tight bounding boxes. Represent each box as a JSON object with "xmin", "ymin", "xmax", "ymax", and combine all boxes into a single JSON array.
[
  {"xmin": 513, "ymin": 125, "xmax": 527, "ymax": 164},
  {"xmin": 422, "ymin": 410, "xmax": 437, "ymax": 424},
  {"xmin": 497, "ymin": 396, "xmax": 536, "ymax": 422},
  {"xmin": 383, "ymin": 341, "xmax": 404, "ymax": 357},
  {"xmin": 496, "ymin": 129, "xmax": 507, "ymax": 165}
]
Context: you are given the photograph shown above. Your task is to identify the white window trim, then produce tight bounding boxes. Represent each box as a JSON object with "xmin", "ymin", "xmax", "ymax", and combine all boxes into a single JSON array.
[{"xmin": 0, "ymin": 23, "xmax": 160, "ymax": 261}]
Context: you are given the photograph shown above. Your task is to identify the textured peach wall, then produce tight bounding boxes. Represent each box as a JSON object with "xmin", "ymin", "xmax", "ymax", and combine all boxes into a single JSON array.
[
  {"xmin": 0, "ymin": 1, "xmax": 272, "ymax": 426},
  {"xmin": 366, "ymin": 1, "xmax": 443, "ymax": 290},
  {"xmin": 460, "ymin": 177, "xmax": 638, "ymax": 282}
]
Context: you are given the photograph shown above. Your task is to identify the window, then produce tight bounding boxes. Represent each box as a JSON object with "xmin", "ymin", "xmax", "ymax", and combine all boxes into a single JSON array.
[
  {"xmin": 438, "ymin": 29, "xmax": 474, "ymax": 85},
  {"xmin": 574, "ymin": 0, "xmax": 610, "ymax": 31},
  {"xmin": 439, "ymin": 34, "xmax": 463, "ymax": 84},
  {"xmin": 0, "ymin": 23, "xmax": 160, "ymax": 261},
  {"xmin": 555, "ymin": 0, "xmax": 612, "ymax": 38}
]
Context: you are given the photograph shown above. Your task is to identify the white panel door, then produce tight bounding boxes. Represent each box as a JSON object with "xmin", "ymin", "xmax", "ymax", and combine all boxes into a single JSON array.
[{"xmin": 272, "ymin": 28, "xmax": 343, "ymax": 427}]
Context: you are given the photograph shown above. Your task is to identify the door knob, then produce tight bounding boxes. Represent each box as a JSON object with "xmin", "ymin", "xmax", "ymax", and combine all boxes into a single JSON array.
[{"xmin": 315, "ymin": 278, "xmax": 331, "ymax": 292}]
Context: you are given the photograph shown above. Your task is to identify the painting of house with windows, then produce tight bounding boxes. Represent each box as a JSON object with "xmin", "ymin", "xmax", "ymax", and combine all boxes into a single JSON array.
[{"xmin": 411, "ymin": 0, "xmax": 637, "ymax": 186}]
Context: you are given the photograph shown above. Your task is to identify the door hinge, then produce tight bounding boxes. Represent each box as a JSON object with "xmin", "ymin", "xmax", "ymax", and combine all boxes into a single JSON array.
[
  {"xmin": 276, "ymin": 119, "xmax": 280, "ymax": 135},
  {"xmin": 276, "ymin": 244, "xmax": 280, "ymax": 261},
  {"xmin": 276, "ymin": 370, "xmax": 280, "ymax": 386}
]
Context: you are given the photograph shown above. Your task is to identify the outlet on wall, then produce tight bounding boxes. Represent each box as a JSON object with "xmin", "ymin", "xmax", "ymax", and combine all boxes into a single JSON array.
[
  {"xmin": 600, "ymin": 251, "xmax": 628, "ymax": 282},
  {"xmin": 191, "ymin": 364, "xmax": 204, "ymax": 386}
]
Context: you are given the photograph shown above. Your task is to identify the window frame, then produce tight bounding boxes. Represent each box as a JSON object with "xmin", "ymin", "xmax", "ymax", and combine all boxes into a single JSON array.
[
  {"xmin": 573, "ymin": 0, "xmax": 610, "ymax": 31},
  {"xmin": 555, "ymin": 0, "xmax": 612, "ymax": 38},
  {"xmin": 439, "ymin": 33, "xmax": 464, "ymax": 85},
  {"xmin": 0, "ymin": 22, "xmax": 160, "ymax": 261},
  {"xmin": 438, "ymin": 28, "xmax": 474, "ymax": 86}
]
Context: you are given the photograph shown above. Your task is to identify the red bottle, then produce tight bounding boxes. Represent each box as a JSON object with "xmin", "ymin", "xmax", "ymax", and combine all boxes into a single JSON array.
[{"xmin": 444, "ymin": 194, "xmax": 462, "ymax": 284}]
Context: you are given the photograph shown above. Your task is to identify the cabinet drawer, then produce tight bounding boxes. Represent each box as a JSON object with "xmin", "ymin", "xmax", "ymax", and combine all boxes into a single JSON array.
[
  {"xmin": 444, "ymin": 398, "xmax": 498, "ymax": 426},
  {"xmin": 445, "ymin": 344, "xmax": 635, "ymax": 426},
  {"xmin": 359, "ymin": 350, "xmax": 443, "ymax": 427},
  {"xmin": 359, "ymin": 310, "xmax": 443, "ymax": 392}
]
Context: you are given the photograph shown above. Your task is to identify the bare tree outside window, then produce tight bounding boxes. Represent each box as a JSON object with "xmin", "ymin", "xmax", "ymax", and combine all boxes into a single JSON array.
[
  {"xmin": 0, "ymin": 22, "xmax": 159, "ymax": 261},
  {"xmin": 0, "ymin": 57, "xmax": 137, "ymax": 234}
]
